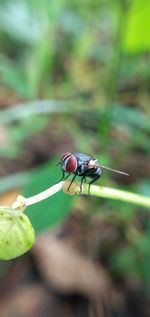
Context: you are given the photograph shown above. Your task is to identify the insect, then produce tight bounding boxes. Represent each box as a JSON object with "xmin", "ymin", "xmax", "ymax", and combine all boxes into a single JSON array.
[{"xmin": 57, "ymin": 152, "xmax": 129, "ymax": 194}]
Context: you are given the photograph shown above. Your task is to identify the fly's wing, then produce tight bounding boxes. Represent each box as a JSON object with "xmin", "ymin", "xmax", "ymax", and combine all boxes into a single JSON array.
[
  {"xmin": 100, "ymin": 165, "xmax": 129, "ymax": 176},
  {"xmin": 73, "ymin": 152, "xmax": 95, "ymax": 166}
]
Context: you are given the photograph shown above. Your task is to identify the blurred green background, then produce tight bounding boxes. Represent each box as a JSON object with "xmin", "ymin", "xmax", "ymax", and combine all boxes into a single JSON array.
[{"xmin": 0, "ymin": 0, "xmax": 150, "ymax": 316}]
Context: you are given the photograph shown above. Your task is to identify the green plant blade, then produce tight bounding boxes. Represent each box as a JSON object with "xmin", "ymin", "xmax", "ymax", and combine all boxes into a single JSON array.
[{"xmin": 23, "ymin": 162, "xmax": 74, "ymax": 233}]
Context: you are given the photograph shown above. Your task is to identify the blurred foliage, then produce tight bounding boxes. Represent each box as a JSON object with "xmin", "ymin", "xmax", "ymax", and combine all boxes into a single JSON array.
[
  {"xmin": 0, "ymin": 0, "xmax": 150, "ymax": 101},
  {"xmin": 124, "ymin": 0, "xmax": 150, "ymax": 53},
  {"xmin": 0, "ymin": 0, "xmax": 150, "ymax": 301},
  {"xmin": 23, "ymin": 161, "xmax": 73, "ymax": 232}
]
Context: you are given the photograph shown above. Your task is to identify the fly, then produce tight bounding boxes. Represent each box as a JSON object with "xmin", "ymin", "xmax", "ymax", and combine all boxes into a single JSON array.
[{"xmin": 57, "ymin": 152, "xmax": 129, "ymax": 194}]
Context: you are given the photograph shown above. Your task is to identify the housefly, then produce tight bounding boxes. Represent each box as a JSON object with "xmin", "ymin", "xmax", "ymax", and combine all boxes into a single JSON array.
[{"xmin": 57, "ymin": 152, "xmax": 129, "ymax": 194}]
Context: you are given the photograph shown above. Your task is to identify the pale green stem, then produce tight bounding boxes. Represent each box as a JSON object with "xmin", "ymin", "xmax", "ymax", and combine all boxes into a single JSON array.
[
  {"xmin": 12, "ymin": 181, "xmax": 64, "ymax": 210},
  {"xmin": 64, "ymin": 181, "xmax": 150, "ymax": 209},
  {"xmin": 10, "ymin": 180, "xmax": 150, "ymax": 211}
]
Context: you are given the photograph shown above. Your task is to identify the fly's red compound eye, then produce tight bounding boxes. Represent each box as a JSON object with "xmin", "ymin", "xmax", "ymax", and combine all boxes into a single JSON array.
[{"xmin": 65, "ymin": 155, "xmax": 77, "ymax": 173}]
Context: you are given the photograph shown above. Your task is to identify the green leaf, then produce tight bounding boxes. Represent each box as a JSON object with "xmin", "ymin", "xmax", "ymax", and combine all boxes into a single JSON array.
[{"xmin": 23, "ymin": 161, "xmax": 74, "ymax": 233}]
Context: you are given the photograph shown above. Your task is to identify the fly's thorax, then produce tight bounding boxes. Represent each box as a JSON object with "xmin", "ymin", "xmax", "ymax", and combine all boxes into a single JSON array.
[{"xmin": 87, "ymin": 159, "xmax": 98, "ymax": 168}]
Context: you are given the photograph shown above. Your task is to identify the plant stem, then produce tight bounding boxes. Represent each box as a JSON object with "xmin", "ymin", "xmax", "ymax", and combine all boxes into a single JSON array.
[
  {"xmin": 12, "ymin": 182, "xmax": 64, "ymax": 210},
  {"xmin": 63, "ymin": 181, "xmax": 150, "ymax": 209},
  {"xmin": 26, "ymin": 181, "xmax": 64, "ymax": 206},
  {"xmin": 11, "ymin": 181, "xmax": 150, "ymax": 211}
]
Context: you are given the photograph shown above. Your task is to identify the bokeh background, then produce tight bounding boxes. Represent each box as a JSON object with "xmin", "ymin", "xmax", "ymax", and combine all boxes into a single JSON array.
[{"xmin": 0, "ymin": 0, "xmax": 150, "ymax": 316}]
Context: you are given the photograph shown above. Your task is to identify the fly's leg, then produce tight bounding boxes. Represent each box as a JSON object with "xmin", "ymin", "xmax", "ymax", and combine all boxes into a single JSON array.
[
  {"xmin": 79, "ymin": 176, "xmax": 86, "ymax": 194},
  {"xmin": 56, "ymin": 170, "xmax": 65, "ymax": 183},
  {"xmin": 68, "ymin": 174, "xmax": 86, "ymax": 194},
  {"xmin": 68, "ymin": 174, "xmax": 77, "ymax": 191},
  {"xmin": 64, "ymin": 174, "xmax": 70, "ymax": 181},
  {"xmin": 81, "ymin": 167, "xmax": 102, "ymax": 195},
  {"xmin": 56, "ymin": 171, "xmax": 70, "ymax": 183},
  {"xmin": 88, "ymin": 176, "xmax": 100, "ymax": 195}
]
